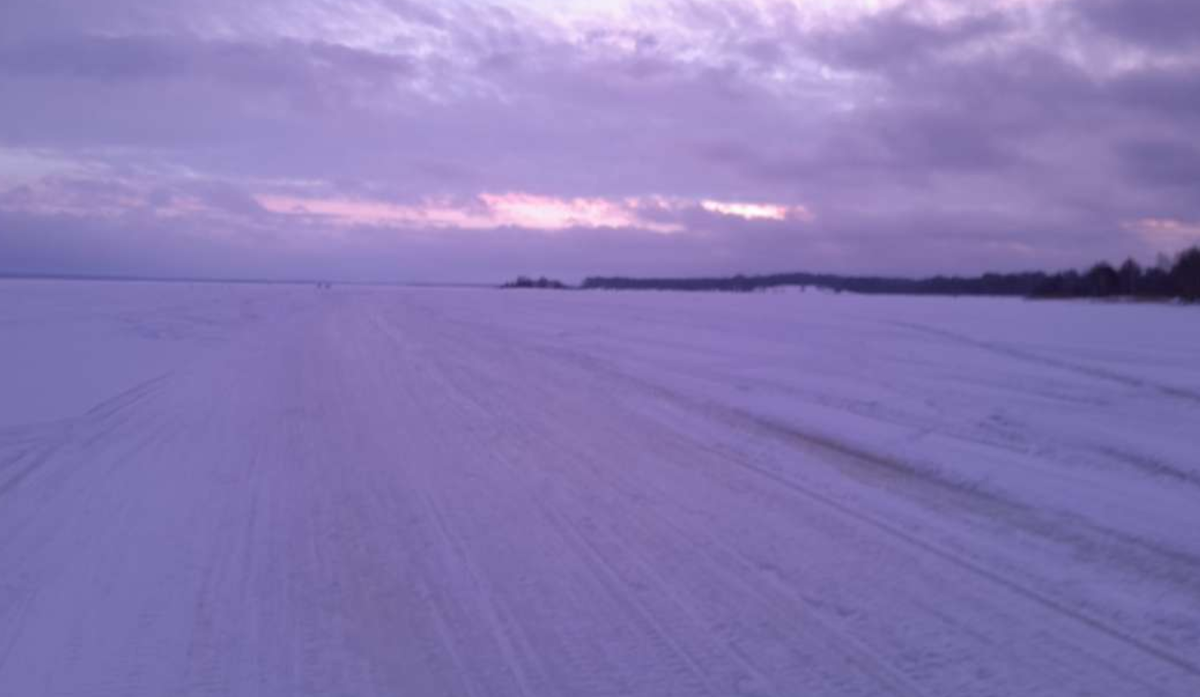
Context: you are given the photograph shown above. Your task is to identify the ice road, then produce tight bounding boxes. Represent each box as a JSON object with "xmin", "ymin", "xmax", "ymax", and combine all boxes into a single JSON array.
[{"xmin": 2, "ymin": 280, "xmax": 1199, "ymax": 696}]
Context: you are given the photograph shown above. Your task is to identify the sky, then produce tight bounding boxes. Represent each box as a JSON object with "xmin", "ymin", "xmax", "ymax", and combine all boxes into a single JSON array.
[{"xmin": 1, "ymin": 0, "xmax": 1198, "ymax": 283}]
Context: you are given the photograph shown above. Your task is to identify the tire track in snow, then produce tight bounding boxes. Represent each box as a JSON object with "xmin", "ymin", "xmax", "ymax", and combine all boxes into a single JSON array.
[
  {"xmin": 396, "ymin": 291, "xmax": 1200, "ymax": 691},
  {"xmin": 529, "ymin": 334, "xmax": 1200, "ymax": 604},
  {"xmin": 891, "ymin": 320, "xmax": 1200, "ymax": 405},
  {"xmin": 371, "ymin": 304, "xmax": 918, "ymax": 696},
  {"xmin": 4, "ymin": 287, "xmax": 1200, "ymax": 696},
  {"xmin": 718, "ymin": 441, "xmax": 1200, "ymax": 681},
  {"xmin": 403, "ymin": 305, "xmax": 933, "ymax": 692}
]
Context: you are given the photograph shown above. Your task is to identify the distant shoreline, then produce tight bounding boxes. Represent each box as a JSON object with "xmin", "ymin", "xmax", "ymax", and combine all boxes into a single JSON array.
[
  {"xmin": 0, "ymin": 273, "xmax": 491, "ymax": 289},
  {"xmin": 582, "ymin": 248, "xmax": 1200, "ymax": 303}
]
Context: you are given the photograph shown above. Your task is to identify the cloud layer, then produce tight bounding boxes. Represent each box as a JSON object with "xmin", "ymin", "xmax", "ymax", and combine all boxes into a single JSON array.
[{"xmin": 1, "ymin": 0, "xmax": 1198, "ymax": 281}]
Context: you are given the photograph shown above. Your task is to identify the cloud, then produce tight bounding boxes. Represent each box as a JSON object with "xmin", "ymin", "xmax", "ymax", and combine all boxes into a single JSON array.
[
  {"xmin": 700, "ymin": 200, "xmax": 805, "ymax": 222},
  {"xmin": 810, "ymin": 2, "xmax": 1015, "ymax": 71},
  {"xmin": 255, "ymin": 192, "xmax": 686, "ymax": 231},
  {"xmin": 1117, "ymin": 140, "xmax": 1200, "ymax": 189},
  {"xmin": 0, "ymin": 0, "xmax": 1198, "ymax": 281},
  {"xmin": 1072, "ymin": 0, "xmax": 1200, "ymax": 49},
  {"xmin": 1125, "ymin": 218, "xmax": 1200, "ymax": 256}
]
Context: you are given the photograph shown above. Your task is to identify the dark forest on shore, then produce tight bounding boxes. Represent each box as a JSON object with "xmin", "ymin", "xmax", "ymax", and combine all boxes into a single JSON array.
[{"xmin": 570, "ymin": 246, "xmax": 1200, "ymax": 302}]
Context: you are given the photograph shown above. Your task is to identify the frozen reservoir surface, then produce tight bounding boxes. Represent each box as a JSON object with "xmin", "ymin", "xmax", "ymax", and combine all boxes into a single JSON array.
[{"xmin": 1, "ymin": 279, "xmax": 1199, "ymax": 696}]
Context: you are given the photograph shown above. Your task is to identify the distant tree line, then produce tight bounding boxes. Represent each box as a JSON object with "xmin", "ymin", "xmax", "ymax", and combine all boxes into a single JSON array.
[
  {"xmin": 1030, "ymin": 248, "xmax": 1200, "ymax": 301},
  {"xmin": 581, "ymin": 246, "xmax": 1200, "ymax": 302},
  {"xmin": 582, "ymin": 271, "xmax": 1051, "ymax": 296},
  {"xmin": 502, "ymin": 276, "xmax": 568, "ymax": 290}
]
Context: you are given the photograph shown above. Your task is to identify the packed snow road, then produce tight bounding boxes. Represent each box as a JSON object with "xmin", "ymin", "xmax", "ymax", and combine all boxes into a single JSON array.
[{"xmin": 2, "ymin": 280, "xmax": 1199, "ymax": 696}]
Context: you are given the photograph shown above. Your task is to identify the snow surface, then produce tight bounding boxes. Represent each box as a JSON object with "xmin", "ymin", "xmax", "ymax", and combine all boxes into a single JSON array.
[{"xmin": 2, "ymin": 280, "xmax": 1199, "ymax": 696}]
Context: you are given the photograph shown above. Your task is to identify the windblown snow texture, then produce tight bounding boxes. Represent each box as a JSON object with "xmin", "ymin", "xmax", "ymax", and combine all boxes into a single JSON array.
[{"xmin": 2, "ymin": 280, "xmax": 1199, "ymax": 696}]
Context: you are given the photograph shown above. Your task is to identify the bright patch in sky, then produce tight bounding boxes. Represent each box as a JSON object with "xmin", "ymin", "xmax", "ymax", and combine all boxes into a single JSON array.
[
  {"xmin": 480, "ymin": 193, "xmax": 666, "ymax": 231},
  {"xmin": 1127, "ymin": 218, "xmax": 1200, "ymax": 252},
  {"xmin": 255, "ymin": 193, "xmax": 809, "ymax": 232},
  {"xmin": 701, "ymin": 201, "xmax": 801, "ymax": 221},
  {"xmin": 257, "ymin": 193, "xmax": 678, "ymax": 231}
]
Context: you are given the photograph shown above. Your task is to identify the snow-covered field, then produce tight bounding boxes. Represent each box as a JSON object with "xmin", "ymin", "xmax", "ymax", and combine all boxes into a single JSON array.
[{"xmin": 2, "ymin": 279, "xmax": 1199, "ymax": 696}]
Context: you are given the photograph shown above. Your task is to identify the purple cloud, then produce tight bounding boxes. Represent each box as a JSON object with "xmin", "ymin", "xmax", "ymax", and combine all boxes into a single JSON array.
[
  {"xmin": 1074, "ymin": 0, "xmax": 1200, "ymax": 49},
  {"xmin": 1, "ymin": 0, "xmax": 1199, "ymax": 282}
]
